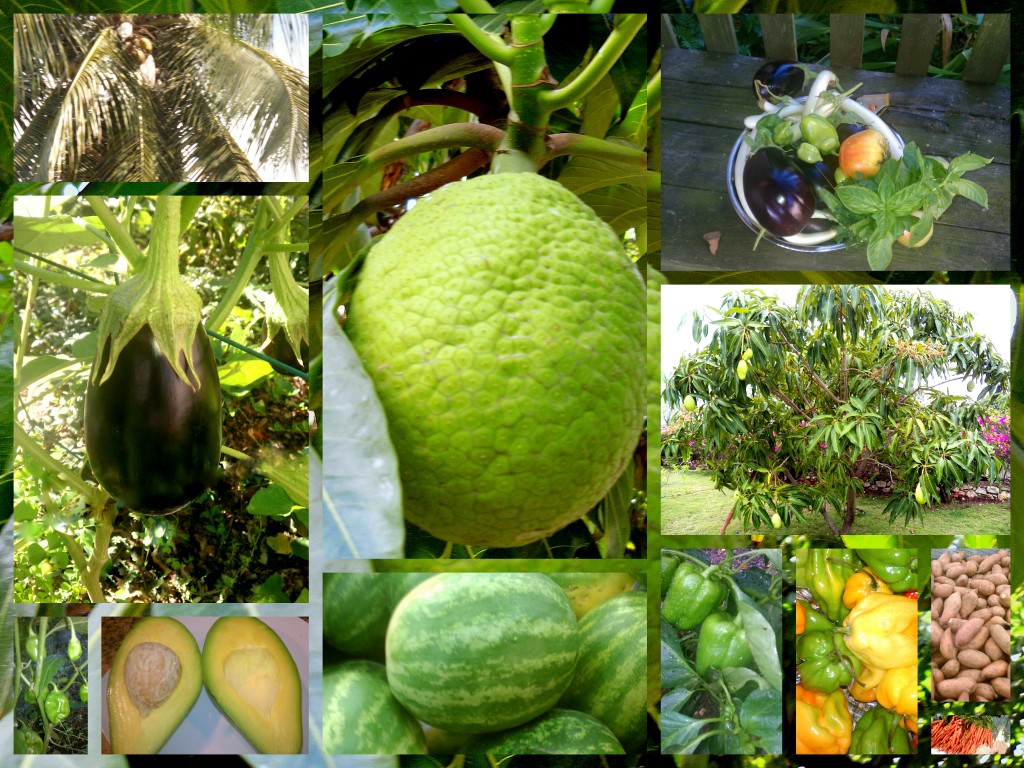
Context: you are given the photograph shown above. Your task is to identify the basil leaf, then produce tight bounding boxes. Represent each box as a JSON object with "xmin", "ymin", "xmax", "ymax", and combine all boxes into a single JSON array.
[
  {"xmin": 836, "ymin": 186, "xmax": 883, "ymax": 214},
  {"xmin": 947, "ymin": 152, "xmax": 993, "ymax": 177},
  {"xmin": 945, "ymin": 177, "xmax": 989, "ymax": 208},
  {"xmin": 866, "ymin": 229, "xmax": 895, "ymax": 270}
]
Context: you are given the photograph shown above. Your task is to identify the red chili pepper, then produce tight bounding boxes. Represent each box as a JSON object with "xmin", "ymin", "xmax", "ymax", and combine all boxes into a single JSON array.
[{"xmin": 903, "ymin": 590, "xmax": 919, "ymax": 600}]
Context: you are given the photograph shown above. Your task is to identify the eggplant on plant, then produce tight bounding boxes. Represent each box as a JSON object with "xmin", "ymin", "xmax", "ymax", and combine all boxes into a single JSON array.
[{"xmin": 84, "ymin": 196, "xmax": 222, "ymax": 513}]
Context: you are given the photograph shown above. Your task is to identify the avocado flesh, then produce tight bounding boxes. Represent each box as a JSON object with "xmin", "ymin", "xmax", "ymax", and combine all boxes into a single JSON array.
[
  {"xmin": 202, "ymin": 617, "xmax": 304, "ymax": 754},
  {"xmin": 107, "ymin": 618, "xmax": 203, "ymax": 754}
]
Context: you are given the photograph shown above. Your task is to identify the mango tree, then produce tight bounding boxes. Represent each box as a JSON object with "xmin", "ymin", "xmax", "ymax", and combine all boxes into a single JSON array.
[{"xmin": 663, "ymin": 286, "xmax": 1009, "ymax": 534}]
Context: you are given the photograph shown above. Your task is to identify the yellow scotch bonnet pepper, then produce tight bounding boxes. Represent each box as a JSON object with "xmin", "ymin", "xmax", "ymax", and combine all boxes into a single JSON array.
[
  {"xmin": 796, "ymin": 684, "xmax": 852, "ymax": 754},
  {"xmin": 842, "ymin": 569, "xmax": 893, "ymax": 609},
  {"xmin": 842, "ymin": 592, "xmax": 917, "ymax": 669},
  {"xmin": 848, "ymin": 664, "xmax": 885, "ymax": 703},
  {"xmin": 877, "ymin": 665, "xmax": 918, "ymax": 717}
]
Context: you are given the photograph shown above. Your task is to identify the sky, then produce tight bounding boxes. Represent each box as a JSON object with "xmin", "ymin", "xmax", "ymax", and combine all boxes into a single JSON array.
[{"xmin": 661, "ymin": 284, "xmax": 1015, "ymax": 409}]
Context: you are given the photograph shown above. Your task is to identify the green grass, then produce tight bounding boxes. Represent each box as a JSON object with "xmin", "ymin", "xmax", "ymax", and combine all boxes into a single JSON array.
[{"xmin": 661, "ymin": 468, "xmax": 1010, "ymax": 536}]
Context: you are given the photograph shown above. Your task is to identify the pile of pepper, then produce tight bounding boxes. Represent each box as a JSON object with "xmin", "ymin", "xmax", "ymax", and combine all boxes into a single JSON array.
[{"xmin": 795, "ymin": 548, "xmax": 918, "ymax": 755}]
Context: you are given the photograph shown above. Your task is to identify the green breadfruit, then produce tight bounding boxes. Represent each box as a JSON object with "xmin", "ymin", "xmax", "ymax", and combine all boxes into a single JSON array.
[{"xmin": 345, "ymin": 172, "xmax": 646, "ymax": 547}]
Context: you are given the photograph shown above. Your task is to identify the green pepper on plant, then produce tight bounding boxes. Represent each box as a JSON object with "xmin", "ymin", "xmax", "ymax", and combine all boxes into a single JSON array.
[
  {"xmin": 44, "ymin": 685, "xmax": 71, "ymax": 724},
  {"xmin": 797, "ymin": 630, "xmax": 862, "ymax": 694},
  {"xmin": 67, "ymin": 631, "xmax": 82, "ymax": 662},
  {"xmin": 79, "ymin": 684, "xmax": 89, "ymax": 703},
  {"xmin": 14, "ymin": 726, "xmax": 45, "ymax": 755},
  {"xmin": 663, "ymin": 561, "xmax": 728, "ymax": 631},
  {"xmin": 695, "ymin": 612, "xmax": 755, "ymax": 676}
]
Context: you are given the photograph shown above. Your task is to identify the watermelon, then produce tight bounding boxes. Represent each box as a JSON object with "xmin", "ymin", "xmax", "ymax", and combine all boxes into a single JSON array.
[
  {"xmin": 386, "ymin": 572, "xmax": 579, "ymax": 733},
  {"xmin": 465, "ymin": 708, "xmax": 625, "ymax": 755},
  {"xmin": 546, "ymin": 572, "xmax": 637, "ymax": 619},
  {"xmin": 322, "ymin": 660, "xmax": 427, "ymax": 754},
  {"xmin": 322, "ymin": 572, "xmax": 389, "ymax": 661},
  {"xmin": 557, "ymin": 591, "xmax": 648, "ymax": 752},
  {"xmin": 385, "ymin": 572, "xmax": 437, "ymax": 611}
]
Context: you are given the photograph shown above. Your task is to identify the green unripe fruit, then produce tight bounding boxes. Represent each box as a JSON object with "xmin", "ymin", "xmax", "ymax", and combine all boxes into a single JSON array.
[
  {"xmin": 683, "ymin": 394, "xmax": 696, "ymax": 412},
  {"xmin": 770, "ymin": 512, "xmax": 783, "ymax": 529},
  {"xmin": 736, "ymin": 359, "xmax": 748, "ymax": 380},
  {"xmin": 914, "ymin": 483, "xmax": 925, "ymax": 504},
  {"xmin": 742, "ymin": 348, "xmax": 753, "ymax": 361},
  {"xmin": 346, "ymin": 173, "xmax": 645, "ymax": 548},
  {"xmin": 967, "ymin": 381, "xmax": 975, "ymax": 392}
]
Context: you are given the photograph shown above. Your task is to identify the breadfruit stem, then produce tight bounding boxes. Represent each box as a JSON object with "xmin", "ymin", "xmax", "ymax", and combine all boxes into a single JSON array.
[
  {"xmin": 492, "ymin": 15, "xmax": 553, "ymax": 170},
  {"xmin": 539, "ymin": 14, "xmax": 646, "ymax": 112},
  {"xmin": 447, "ymin": 13, "xmax": 512, "ymax": 66},
  {"xmin": 542, "ymin": 134, "xmax": 647, "ymax": 166}
]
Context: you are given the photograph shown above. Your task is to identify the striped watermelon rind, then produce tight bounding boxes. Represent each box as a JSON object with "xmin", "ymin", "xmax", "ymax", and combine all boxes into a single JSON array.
[
  {"xmin": 386, "ymin": 572, "xmax": 580, "ymax": 733},
  {"xmin": 322, "ymin": 572, "xmax": 390, "ymax": 661},
  {"xmin": 465, "ymin": 708, "xmax": 625, "ymax": 755},
  {"xmin": 322, "ymin": 660, "xmax": 427, "ymax": 754},
  {"xmin": 557, "ymin": 591, "xmax": 648, "ymax": 752}
]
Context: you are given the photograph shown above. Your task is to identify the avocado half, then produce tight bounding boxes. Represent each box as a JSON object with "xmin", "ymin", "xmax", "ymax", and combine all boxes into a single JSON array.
[
  {"xmin": 107, "ymin": 617, "xmax": 203, "ymax": 754},
  {"xmin": 202, "ymin": 617, "xmax": 304, "ymax": 754}
]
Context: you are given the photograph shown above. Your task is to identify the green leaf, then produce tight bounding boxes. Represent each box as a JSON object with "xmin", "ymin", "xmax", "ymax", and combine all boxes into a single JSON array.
[
  {"xmin": 946, "ymin": 152, "xmax": 993, "ymax": 177},
  {"xmin": 662, "ymin": 710, "xmax": 709, "ymax": 754},
  {"xmin": 736, "ymin": 596, "xmax": 782, "ymax": 691},
  {"xmin": 945, "ymin": 178, "xmax": 989, "ymax": 209},
  {"xmin": 836, "ymin": 186, "xmax": 883, "ymax": 215},
  {"xmin": 739, "ymin": 688, "xmax": 783, "ymax": 754},
  {"xmin": 250, "ymin": 573, "xmax": 289, "ymax": 602},
  {"xmin": 246, "ymin": 485, "xmax": 296, "ymax": 519},
  {"xmin": 887, "ymin": 182, "xmax": 929, "ymax": 216},
  {"xmin": 866, "ymin": 229, "xmax": 895, "ymax": 271}
]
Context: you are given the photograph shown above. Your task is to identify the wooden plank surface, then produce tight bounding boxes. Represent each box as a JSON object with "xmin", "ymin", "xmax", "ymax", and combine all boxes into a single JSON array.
[{"xmin": 662, "ymin": 48, "xmax": 1011, "ymax": 272}]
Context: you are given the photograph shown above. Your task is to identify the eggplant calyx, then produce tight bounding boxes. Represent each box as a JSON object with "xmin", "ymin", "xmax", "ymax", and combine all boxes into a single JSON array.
[
  {"xmin": 265, "ymin": 251, "xmax": 309, "ymax": 367},
  {"xmin": 92, "ymin": 197, "xmax": 205, "ymax": 391}
]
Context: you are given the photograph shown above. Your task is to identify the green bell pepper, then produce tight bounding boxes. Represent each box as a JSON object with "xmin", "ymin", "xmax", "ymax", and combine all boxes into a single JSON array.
[
  {"xmin": 663, "ymin": 562, "xmax": 728, "ymax": 631},
  {"xmin": 661, "ymin": 555, "xmax": 680, "ymax": 599},
  {"xmin": 44, "ymin": 687, "xmax": 70, "ymax": 724},
  {"xmin": 799, "ymin": 600, "xmax": 834, "ymax": 635},
  {"xmin": 807, "ymin": 549, "xmax": 857, "ymax": 622},
  {"xmin": 797, "ymin": 630, "xmax": 862, "ymax": 694},
  {"xmin": 854, "ymin": 549, "xmax": 916, "ymax": 592},
  {"xmin": 695, "ymin": 612, "xmax": 754, "ymax": 676},
  {"xmin": 67, "ymin": 632, "xmax": 81, "ymax": 662},
  {"xmin": 849, "ymin": 706, "xmax": 912, "ymax": 755},
  {"xmin": 800, "ymin": 114, "xmax": 840, "ymax": 153},
  {"xmin": 24, "ymin": 688, "xmax": 36, "ymax": 704},
  {"xmin": 14, "ymin": 727, "xmax": 45, "ymax": 755}
]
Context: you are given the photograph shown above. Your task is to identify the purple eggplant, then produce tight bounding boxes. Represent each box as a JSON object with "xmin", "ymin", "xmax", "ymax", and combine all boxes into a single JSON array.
[
  {"xmin": 837, "ymin": 122, "xmax": 867, "ymax": 143},
  {"xmin": 752, "ymin": 61, "xmax": 806, "ymax": 108},
  {"xmin": 743, "ymin": 147, "xmax": 816, "ymax": 237},
  {"xmin": 795, "ymin": 157, "xmax": 837, "ymax": 193}
]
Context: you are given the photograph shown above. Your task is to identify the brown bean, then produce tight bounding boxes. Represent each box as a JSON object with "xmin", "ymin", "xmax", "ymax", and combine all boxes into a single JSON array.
[
  {"xmin": 936, "ymin": 678, "xmax": 975, "ymax": 700},
  {"xmin": 993, "ymin": 677, "xmax": 1011, "ymax": 699},
  {"xmin": 989, "ymin": 624, "xmax": 1011, "ymax": 656},
  {"xmin": 950, "ymin": 618, "xmax": 983, "ymax": 647},
  {"xmin": 958, "ymin": 649, "xmax": 992, "ymax": 669}
]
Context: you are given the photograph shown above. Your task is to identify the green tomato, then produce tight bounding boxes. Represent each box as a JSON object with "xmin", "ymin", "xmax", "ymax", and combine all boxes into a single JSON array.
[
  {"xmin": 799, "ymin": 114, "xmax": 839, "ymax": 153},
  {"xmin": 24, "ymin": 688, "xmax": 36, "ymax": 704}
]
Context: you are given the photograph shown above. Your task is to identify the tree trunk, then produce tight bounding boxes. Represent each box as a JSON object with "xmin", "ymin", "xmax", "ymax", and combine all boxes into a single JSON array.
[
  {"xmin": 720, "ymin": 504, "xmax": 736, "ymax": 535},
  {"xmin": 841, "ymin": 486, "xmax": 857, "ymax": 533},
  {"xmin": 820, "ymin": 506, "xmax": 840, "ymax": 535}
]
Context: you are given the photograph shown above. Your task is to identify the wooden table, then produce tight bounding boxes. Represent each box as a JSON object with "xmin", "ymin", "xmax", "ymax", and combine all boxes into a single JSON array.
[{"xmin": 662, "ymin": 48, "xmax": 1011, "ymax": 272}]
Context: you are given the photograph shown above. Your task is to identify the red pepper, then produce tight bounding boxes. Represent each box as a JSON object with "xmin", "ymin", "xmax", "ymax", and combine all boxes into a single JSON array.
[{"xmin": 903, "ymin": 590, "xmax": 919, "ymax": 600}]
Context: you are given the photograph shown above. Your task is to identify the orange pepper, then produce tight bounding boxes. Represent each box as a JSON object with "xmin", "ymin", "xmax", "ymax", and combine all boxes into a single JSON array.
[
  {"xmin": 876, "ymin": 665, "xmax": 918, "ymax": 717},
  {"xmin": 796, "ymin": 600, "xmax": 806, "ymax": 635},
  {"xmin": 796, "ymin": 684, "xmax": 852, "ymax": 754},
  {"xmin": 848, "ymin": 665, "xmax": 885, "ymax": 703},
  {"xmin": 842, "ymin": 569, "xmax": 893, "ymax": 609}
]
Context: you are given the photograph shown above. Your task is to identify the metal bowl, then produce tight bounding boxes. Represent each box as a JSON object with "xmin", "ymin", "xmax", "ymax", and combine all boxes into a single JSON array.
[{"xmin": 728, "ymin": 97, "xmax": 905, "ymax": 253}]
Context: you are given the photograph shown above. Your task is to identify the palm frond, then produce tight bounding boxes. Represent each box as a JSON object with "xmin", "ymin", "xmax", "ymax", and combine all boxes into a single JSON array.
[
  {"xmin": 46, "ymin": 27, "xmax": 147, "ymax": 181},
  {"xmin": 161, "ymin": 16, "xmax": 308, "ymax": 178}
]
